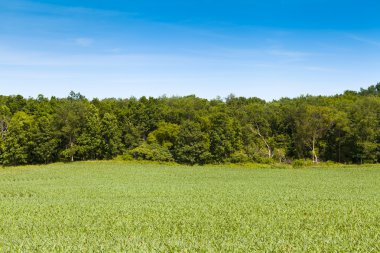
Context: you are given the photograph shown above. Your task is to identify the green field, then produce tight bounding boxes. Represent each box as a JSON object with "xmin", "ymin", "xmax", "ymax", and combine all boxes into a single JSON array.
[{"xmin": 0, "ymin": 162, "xmax": 379, "ymax": 252}]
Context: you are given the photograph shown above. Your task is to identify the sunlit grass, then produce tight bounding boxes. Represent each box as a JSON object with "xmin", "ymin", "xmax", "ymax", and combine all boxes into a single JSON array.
[{"xmin": 0, "ymin": 162, "xmax": 379, "ymax": 251}]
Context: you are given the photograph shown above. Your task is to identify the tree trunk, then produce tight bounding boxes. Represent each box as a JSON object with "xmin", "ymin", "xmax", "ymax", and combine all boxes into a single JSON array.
[
  {"xmin": 70, "ymin": 137, "xmax": 74, "ymax": 162},
  {"xmin": 338, "ymin": 131, "xmax": 341, "ymax": 163},
  {"xmin": 312, "ymin": 136, "xmax": 318, "ymax": 163},
  {"xmin": 251, "ymin": 125, "xmax": 273, "ymax": 159},
  {"xmin": 0, "ymin": 120, "xmax": 6, "ymax": 140}
]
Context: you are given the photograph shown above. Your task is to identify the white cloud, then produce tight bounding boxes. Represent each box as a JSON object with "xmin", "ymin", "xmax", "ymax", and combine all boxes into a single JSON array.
[
  {"xmin": 268, "ymin": 49, "xmax": 312, "ymax": 58},
  {"xmin": 74, "ymin": 38, "xmax": 94, "ymax": 47},
  {"xmin": 107, "ymin": 48, "xmax": 122, "ymax": 53},
  {"xmin": 304, "ymin": 66, "xmax": 337, "ymax": 73},
  {"xmin": 347, "ymin": 35, "xmax": 380, "ymax": 47},
  {"xmin": 0, "ymin": 0, "xmax": 124, "ymax": 17}
]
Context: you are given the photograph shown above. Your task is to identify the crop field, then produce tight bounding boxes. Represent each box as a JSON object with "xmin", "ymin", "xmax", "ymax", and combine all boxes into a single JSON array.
[{"xmin": 0, "ymin": 162, "xmax": 379, "ymax": 252}]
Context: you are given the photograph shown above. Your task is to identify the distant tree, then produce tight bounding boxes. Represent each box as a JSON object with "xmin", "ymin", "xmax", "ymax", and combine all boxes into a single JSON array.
[
  {"xmin": 68, "ymin": 91, "xmax": 85, "ymax": 101},
  {"xmin": 2, "ymin": 112, "xmax": 33, "ymax": 165},
  {"xmin": 0, "ymin": 105, "xmax": 11, "ymax": 163},
  {"xmin": 322, "ymin": 110, "xmax": 352, "ymax": 163},
  {"xmin": 236, "ymin": 101, "xmax": 286, "ymax": 163},
  {"xmin": 6, "ymin": 95, "xmax": 26, "ymax": 114},
  {"xmin": 245, "ymin": 103, "xmax": 274, "ymax": 159},
  {"xmin": 359, "ymin": 83, "xmax": 380, "ymax": 96},
  {"xmin": 129, "ymin": 97, "xmax": 163, "ymax": 140},
  {"xmin": 76, "ymin": 105, "xmax": 102, "ymax": 160},
  {"xmin": 100, "ymin": 113, "xmax": 122, "ymax": 159},
  {"xmin": 1, "ymin": 83, "xmax": 380, "ymax": 166},
  {"xmin": 147, "ymin": 122, "xmax": 180, "ymax": 150},
  {"xmin": 30, "ymin": 115, "xmax": 60, "ymax": 164},
  {"xmin": 174, "ymin": 121, "xmax": 211, "ymax": 165},
  {"xmin": 129, "ymin": 143, "xmax": 173, "ymax": 162},
  {"xmin": 121, "ymin": 120, "xmax": 142, "ymax": 150},
  {"xmin": 208, "ymin": 112, "xmax": 241, "ymax": 162},
  {"xmin": 161, "ymin": 95, "xmax": 209, "ymax": 124},
  {"xmin": 0, "ymin": 105, "xmax": 11, "ymax": 140},
  {"xmin": 55, "ymin": 94, "xmax": 89, "ymax": 162},
  {"xmin": 24, "ymin": 94, "xmax": 53, "ymax": 117},
  {"xmin": 294, "ymin": 105, "xmax": 337, "ymax": 163},
  {"xmin": 350, "ymin": 97, "xmax": 380, "ymax": 163}
]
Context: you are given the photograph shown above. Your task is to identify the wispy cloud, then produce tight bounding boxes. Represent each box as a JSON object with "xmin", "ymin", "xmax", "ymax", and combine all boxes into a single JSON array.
[
  {"xmin": 266, "ymin": 49, "xmax": 315, "ymax": 64},
  {"xmin": 0, "ymin": 0, "xmax": 127, "ymax": 17},
  {"xmin": 0, "ymin": 47, "xmax": 217, "ymax": 68},
  {"xmin": 347, "ymin": 35, "xmax": 380, "ymax": 47},
  {"xmin": 304, "ymin": 66, "xmax": 337, "ymax": 73},
  {"xmin": 268, "ymin": 49, "xmax": 312, "ymax": 58},
  {"xmin": 74, "ymin": 38, "xmax": 94, "ymax": 47},
  {"xmin": 107, "ymin": 48, "xmax": 123, "ymax": 54}
]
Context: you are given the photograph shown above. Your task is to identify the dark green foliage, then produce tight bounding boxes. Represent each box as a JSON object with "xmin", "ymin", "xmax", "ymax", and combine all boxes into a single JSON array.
[
  {"xmin": 174, "ymin": 121, "xmax": 211, "ymax": 165},
  {"xmin": 0, "ymin": 105, "xmax": 11, "ymax": 140},
  {"xmin": 129, "ymin": 143, "xmax": 173, "ymax": 162},
  {"xmin": 29, "ymin": 115, "xmax": 59, "ymax": 164},
  {"xmin": 229, "ymin": 150, "xmax": 250, "ymax": 163},
  {"xmin": 358, "ymin": 82, "xmax": 380, "ymax": 96},
  {"xmin": 100, "ymin": 113, "xmax": 122, "ymax": 159},
  {"xmin": 209, "ymin": 113, "xmax": 240, "ymax": 162},
  {"xmin": 120, "ymin": 121, "xmax": 141, "ymax": 150},
  {"xmin": 5, "ymin": 95, "xmax": 26, "ymax": 114},
  {"xmin": 2, "ymin": 83, "xmax": 380, "ymax": 165},
  {"xmin": 2, "ymin": 112, "xmax": 33, "ymax": 165},
  {"xmin": 147, "ymin": 122, "xmax": 180, "ymax": 149},
  {"xmin": 76, "ymin": 105, "xmax": 102, "ymax": 160},
  {"xmin": 294, "ymin": 105, "xmax": 337, "ymax": 162},
  {"xmin": 55, "ymin": 96, "xmax": 89, "ymax": 162}
]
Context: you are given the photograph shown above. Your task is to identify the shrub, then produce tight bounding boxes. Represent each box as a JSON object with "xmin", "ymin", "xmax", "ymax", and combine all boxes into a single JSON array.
[
  {"xmin": 292, "ymin": 159, "xmax": 314, "ymax": 168},
  {"xmin": 229, "ymin": 150, "xmax": 251, "ymax": 163},
  {"xmin": 129, "ymin": 143, "xmax": 174, "ymax": 162}
]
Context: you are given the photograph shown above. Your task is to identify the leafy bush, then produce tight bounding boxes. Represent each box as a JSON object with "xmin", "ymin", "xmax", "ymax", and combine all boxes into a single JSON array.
[
  {"xmin": 229, "ymin": 150, "xmax": 251, "ymax": 163},
  {"xmin": 115, "ymin": 153, "xmax": 134, "ymax": 161},
  {"xmin": 292, "ymin": 159, "xmax": 314, "ymax": 168},
  {"xmin": 129, "ymin": 143, "xmax": 174, "ymax": 162}
]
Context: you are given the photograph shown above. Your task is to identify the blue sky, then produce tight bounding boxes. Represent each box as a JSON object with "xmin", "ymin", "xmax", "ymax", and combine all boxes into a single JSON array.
[{"xmin": 1, "ymin": 0, "xmax": 380, "ymax": 100}]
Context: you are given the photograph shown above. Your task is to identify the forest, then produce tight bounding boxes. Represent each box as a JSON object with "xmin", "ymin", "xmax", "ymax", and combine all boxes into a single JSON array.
[{"xmin": 1, "ymin": 83, "xmax": 380, "ymax": 166}]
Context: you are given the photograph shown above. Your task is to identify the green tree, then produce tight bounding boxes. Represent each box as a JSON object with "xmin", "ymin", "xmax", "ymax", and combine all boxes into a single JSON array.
[
  {"xmin": 6, "ymin": 95, "xmax": 26, "ymax": 114},
  {"xmin": 30, "ymin": 115, "xmax": 60, "ymax": 164},
  {"xmin": 174, "ymin": 121, "xmax": 211, "ymax": 165},
  {"xmin": 129, "ymin": 97, "xmax": 163, "ymax": 140},
  {"xmin": 322, "ymin": 110, "xmax": 352, "ymax": 163},
  {"xmin": 0, "ymin": 105, "xmax": 11, "ymax": 140},
  {"xmin": 350, "ymin": 97, "xmax": 380, "ymax": 163},
  {"xmin": 100, "ymin": 113, "xmax": 122, "ymax": 159},
  {"xmin": 2, "ymin": 112, "xmax": 33, "ymax": 165},
  {"xmin": 208, "ymin": 113, "xmax": 241, "ymax": 162},
  {"xmin": 76, "ymin": 105, "xmax": 102, "ymax": 160},
  {"xmin": 147, "ymin": 122, "xmax": 180, "ymax": 150},
  {"xmin": 121, "ymin": 120, "xmax": 142, "ymax": 150},
  {"xmin": 295, "ymin": 105, "xmax": 337, "ymax": 163},
  {"xmin": 0, "ymin": 105, "xmax": 11, "ymax": 163},
  {"xmin": 129, "ymin": 142, "xmax": 173, "ymax": 162},
  {"xmin": 55, "ymin": 93, "xmax": 89, "ymax": 161},
  {"xmin": 244, "ymin": 103, "xmax": 275, "ymax": 159}
]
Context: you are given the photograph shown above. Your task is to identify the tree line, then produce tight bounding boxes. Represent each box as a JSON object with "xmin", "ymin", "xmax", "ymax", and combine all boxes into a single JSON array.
[{"xmin": 1, "ymin": 84, "xmax": 380, "ymax": 166}]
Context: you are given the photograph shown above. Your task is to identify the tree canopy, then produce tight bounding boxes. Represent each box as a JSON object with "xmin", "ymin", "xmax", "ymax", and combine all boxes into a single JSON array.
[{"xmin": 1, "ymin": 84, "xmax": 380, "ymax": 165}]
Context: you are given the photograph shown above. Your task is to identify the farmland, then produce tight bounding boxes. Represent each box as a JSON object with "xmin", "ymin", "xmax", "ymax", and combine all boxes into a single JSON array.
[{"xmin": 0, "ymin": 162, "xmax": 379, "ymax": 252}]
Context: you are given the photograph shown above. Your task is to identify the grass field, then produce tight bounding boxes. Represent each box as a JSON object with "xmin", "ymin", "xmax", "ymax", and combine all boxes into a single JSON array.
[{"xmin": 0, "ymin": 162, "xmax": 379, "ymax": 252}]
